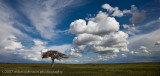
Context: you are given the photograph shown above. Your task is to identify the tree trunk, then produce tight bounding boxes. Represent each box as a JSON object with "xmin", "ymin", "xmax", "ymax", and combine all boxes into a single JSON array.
[{"xmin": 52, "ymin": 59, "xmax": 54, "ymax": 67}]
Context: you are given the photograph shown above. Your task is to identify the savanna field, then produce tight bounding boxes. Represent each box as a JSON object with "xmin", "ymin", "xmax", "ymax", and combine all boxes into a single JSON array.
[{"xmin": 0, "ymin": 63, "xmax": 160, "ymax": 76}]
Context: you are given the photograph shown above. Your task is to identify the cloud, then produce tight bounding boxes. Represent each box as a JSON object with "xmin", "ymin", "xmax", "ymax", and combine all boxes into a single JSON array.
[
  {"xmin": 132, "ymin": 18, "xmax": 160, "ymax": 36},
  {"xmin": 130, "ymin": 51, "xmax": 139, "ymax": 54},
  {"xmin": 66, "ymin": 48, "xmax": 82, "ymax": 58},
  {"xmin": 56, "ymin": 59, "xmax": 81, "ymax": 64},
  {"xmin": 70, "ymin": 11, "xmax": 119, "ymax": 35},
  {"xmin": 129, "ymin": 46, "xmax": 150, "ymax": 56},
  {"xmin": 18, "ymin": 39, "xmax": 46, "ymax": 61},
  {"xmin": 122, "ymin": 24, "xmax": 136, "ymax": 35},
  {"xmin": 19, "ymin": 0, "xmax": 75, "ymax": 39},
  {"xmin": 48, "ymin": 44, "xmax": 73, "ymax": 53},
  {"xmin": 83, "ymin": 53, "xmax": 117, "ymax": 62},
  {"xmin": 122, "ymin": 54, "xmax": 127, "ymax": 57},
  {"xmin": 0, "ymin": 6, "xmax": 72, "ymax": 61},
  {"xmin": 68, "ymin": 4, "xmax": 148, "ymax": 62},
  {"xmin": 102, "ymin": 3, "xmax": 130, "ymax": 17},
  {"xmin": 102, "ymin": 4, "xmax": 146, "ymax": 23},
  {"xmin": 94, "ymin": 55, "xmax": 117, "ymax": 61},
  {"xmin": 123, "ymin": 24, "xmax": 135, "ymax": 30},
  {"xmin": 68, "ymin": 1, "xmax": 159, "ymax": 62},
  {"xmin": 130, "ymin": 5, "xmax": 146, "ymax": 23},
  {"xmin": 33, "ymin": 39, "xmax": 46, "ymax": 46},
  {"xmin": 130, "ymin": 51, "xmax": 135, "ymax": 54},
  {"xmin": 0, "ymin": 0, "xmax": 27, "ymax": 51},
  {"xmin": 155, "ymin": 41, "xmax": 160, "ymax": 45},
  {"xmin": 4, "ymin": 35, "xmax": 23, "ymax": 50},
  {"xmin": 0, "ymin": 0, "xmax": 41, "ymax": 62},
  {"xmin": 69, "ymin": 11, "xmax": 129, "ymax": 60},
  {"xmin": 1, "ymin": 0, "xmax": 157, "ymax": 64},
  {"xmin": 139, "ymin": 46, "xmax": 150, "ymax": 54},
  {"xmin": 139, "ymin": 46, "xmax": 146, "ymax": 50},
  {"xmin": 128, "ymin": 29, "xmax": 160, "ymax": 58},
  {"xmin": 24, "ymin": 40, "xmax": 72, "ymax": 61},
  {"xmin": 0, "ymin": 0, "xmax": 85, "ymax": 63},
  {"xmin": 1, "ymin": 39, "xmax": 72, "ymax": 62}
]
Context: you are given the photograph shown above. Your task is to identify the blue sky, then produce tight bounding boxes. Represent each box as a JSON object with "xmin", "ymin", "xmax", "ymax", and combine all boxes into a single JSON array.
[{"xmin": 0, "ymin": 0, "xmax": 160, "ymax": 63}]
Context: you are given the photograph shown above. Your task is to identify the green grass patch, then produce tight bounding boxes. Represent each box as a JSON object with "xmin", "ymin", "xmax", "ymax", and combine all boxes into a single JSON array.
[{"xmin": 0, "ymin": 63, "xmax": 160, "ymax": 76}]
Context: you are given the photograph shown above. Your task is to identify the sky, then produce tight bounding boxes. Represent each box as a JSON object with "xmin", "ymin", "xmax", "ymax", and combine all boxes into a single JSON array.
[{"xmin": 0, "ymin": 0, "xmax": 160, "ymax": 64}]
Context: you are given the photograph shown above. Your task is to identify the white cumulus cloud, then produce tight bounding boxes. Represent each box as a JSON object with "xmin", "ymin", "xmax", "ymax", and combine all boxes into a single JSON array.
[
  {"xmin": 102, "ymin": 3, "xmax": 130, "ymax": 17},
  {"xmin": 69, "ymin": 10, "xmax": 129, "ymax": 60},
  {"xmin": 70, "ymin": 11, "xmax": 119, "ymax": 35}
]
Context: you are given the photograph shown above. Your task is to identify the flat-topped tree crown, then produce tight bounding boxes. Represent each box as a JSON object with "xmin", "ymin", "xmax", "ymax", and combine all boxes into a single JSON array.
[{"xmin": 42, "ymin": 50, "xmax": 69, "ymax": 67}]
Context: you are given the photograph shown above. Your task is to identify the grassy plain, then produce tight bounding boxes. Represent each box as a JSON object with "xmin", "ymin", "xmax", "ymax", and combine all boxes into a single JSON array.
[{"xmin": 0, "ymin": 63, "xmax": 160, "ymax": 76}]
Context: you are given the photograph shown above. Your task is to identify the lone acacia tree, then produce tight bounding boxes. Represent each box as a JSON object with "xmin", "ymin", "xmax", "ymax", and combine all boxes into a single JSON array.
[{"xmin": 42, "ymin": 50, "xmax": 69, "ymax": 67}]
